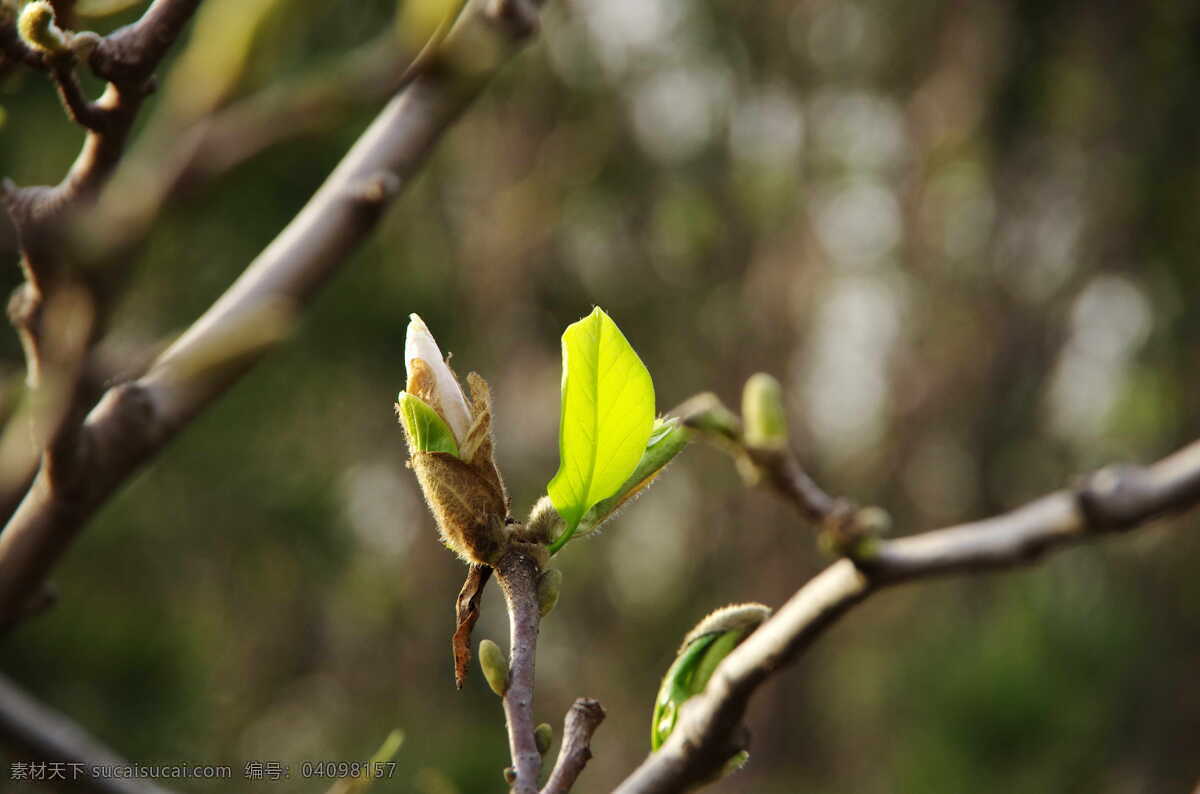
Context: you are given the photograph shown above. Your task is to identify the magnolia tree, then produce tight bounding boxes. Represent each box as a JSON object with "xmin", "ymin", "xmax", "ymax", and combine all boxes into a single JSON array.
[{"xmin": 1, "ymin": 1, "xmax": 1199, "ymax": 793}]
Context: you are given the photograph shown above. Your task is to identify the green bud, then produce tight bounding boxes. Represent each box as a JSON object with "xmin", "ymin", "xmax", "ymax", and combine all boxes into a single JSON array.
[
  {"xmin": 478, "ymin": 639, "xmax": 509, "ymax": 697},
  {"xmin": 536, "ymin": 568, "xmax": 562, "ymax": 618},
  {"xmin": 741, "ymin": 373, "xmax": 788, "ymax": 450},
  {"xmin": 534, "ymin": 723, "xmax": 553, "ymax": 756},
  {"xmin": 651, "ymin": 603, "xmax": 771, "ymax": 751},
  {"xmin": 502, "ymin": 767, "xmax": 516, "ymax": 784},
  {"xmin": 18, "ymin": 1, "xmax": 68, "ymax": 54}
]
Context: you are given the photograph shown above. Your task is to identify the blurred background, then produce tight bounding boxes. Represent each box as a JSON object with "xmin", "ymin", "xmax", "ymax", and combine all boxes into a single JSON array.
[{"xmin": 2, "ymin": 0, "xmax": 1199, "ymax": 791}]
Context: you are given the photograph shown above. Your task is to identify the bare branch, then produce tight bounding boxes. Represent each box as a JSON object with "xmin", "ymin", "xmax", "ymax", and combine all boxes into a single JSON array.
[
  {"xmin": 0, "ymin": 672, "xmax": 179, "ymax": 794},
  {"xmin": 613, "ymin": 438, "xmax": 1200, "ymax": 794},
  {"xmin": 495, "ymin": 550, "xmax": 543, "ymax": 794},
  {"xmin": 540, "ymin": 698, "xmax": 606, "ymax": 794},
  {"xmin": 88, "ymin": 0, "xmax": 203, "ymax": 85},
  {"xmin": 0, "ymin": 0, "xmax": 548, "ymax": 628}
]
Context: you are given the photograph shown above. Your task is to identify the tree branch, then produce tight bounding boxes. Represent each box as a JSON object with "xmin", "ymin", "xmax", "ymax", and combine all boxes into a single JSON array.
[
  {"xmin": 0, "ymin": 672, "xmax": 179, "ymax": 794},
  {"xmin": 0, "ymin": 0, "xmax": 205, "ymax": 538},
  {"xmin": 0, "ymin": 0, "xmax": 548, "ymax": 628},
  {"xmin": 495, "ymin": 550, "xmax": 543, "ymax": 794},
  {"xmin": 540, "ymin": 698, "xmax": 605, "ymax": 794},
  {"xmin": 613, "ymin": 438, "xmax": 1200, "ymax": 793}
]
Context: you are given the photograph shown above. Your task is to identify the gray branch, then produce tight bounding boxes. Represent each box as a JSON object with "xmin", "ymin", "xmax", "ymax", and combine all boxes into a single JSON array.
[
  {"xmin": 540, "ymin": 698, "xmax": 606, "ymax": 794},
  {"xmin": 613, "ymin": 438, "xmax": 1200, "ymax": 793},
  {"xmin": 0, "ymin": 672, "xmax": 178, "ymax": 794},
  {"xmin": 0, "ymin": 0, "xmax": 547, "ymax": 628},
  {"xmin": 495, "ymin": 550, "xmax": 544, "ymax": 794}
]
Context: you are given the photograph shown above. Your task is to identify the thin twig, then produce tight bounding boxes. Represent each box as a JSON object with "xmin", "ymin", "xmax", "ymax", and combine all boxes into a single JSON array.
[
  {"xmin": 495, "ymin": 550, "xmax": 543, "ymax": 794},
  {"xmin": 614, "ymin": 438, "xmax": 1200, "ymax": 793},
  {"xmin": 540, "ymin": 698, "xmax": 606, "ymax": 794},
  {"xmin": 0, "ymin": 672, "xmax": 179, "ymax": 794},
  {"xmin": 0, "ymin": 0, "xmax": 549, "ymax": 628}
]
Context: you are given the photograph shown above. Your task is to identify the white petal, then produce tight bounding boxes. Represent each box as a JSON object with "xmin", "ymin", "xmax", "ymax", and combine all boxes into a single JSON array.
[{"xmin": 405, "ymin": 314, "xmax": 472, "ymax": 442}]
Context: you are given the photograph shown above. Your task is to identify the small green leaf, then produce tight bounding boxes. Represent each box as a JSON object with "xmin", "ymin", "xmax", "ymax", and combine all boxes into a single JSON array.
[
  {"xmin": 397, "ymin": 392, "xmax": 460, "ymax": 457},
  {"xmin": 547, "ymin": 308, "xmax": 655, "ymax": 553}
]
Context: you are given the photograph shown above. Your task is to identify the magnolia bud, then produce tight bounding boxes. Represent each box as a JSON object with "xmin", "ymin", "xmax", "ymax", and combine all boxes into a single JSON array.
[
  {"xmin": 397, "ymin": 316, "xmax": 510, "ymax": 565},
  {"xmin": 478, "ymin": 639, "xmax": 509, "ymax": 697},
  {"xmin": 534, "ymin": 723, "xmax": 553, "ymax": 756},
  {"xmin": 536, "ymin": 568, "xmax": 562, "ymax": 618},
  {"xmin": 741, "ymin": 373, "xmax": 788, "ymax": 450}
]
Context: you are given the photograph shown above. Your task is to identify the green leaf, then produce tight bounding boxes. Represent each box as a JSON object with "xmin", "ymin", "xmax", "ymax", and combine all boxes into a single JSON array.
[
  {"xmin": 397, "ymin": 392, "xmax": 460, "ymax": 457},
  {"xmin": 577, "ymin": 417, "xmax": 690, "ymax": 536},
  {"xmin": 547, "ymin": 308, "xmax": 655, "ymax": 553}
]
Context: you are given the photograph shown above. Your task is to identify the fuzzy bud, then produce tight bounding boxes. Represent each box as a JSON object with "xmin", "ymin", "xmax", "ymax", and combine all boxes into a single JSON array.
[
  {"xmin": 18, "ymin": 1, "xmax": 68, "ymax": 54},
  {"xmin": 741, "ymin": 373, "xmax": 788, "ymax": 450},
  {"xmin": 478, "ymin": 639, "xmax": 509, "ymax": 697},
  {"xmin": 534, "ymin": 723, "xmax": 553, "ymax": 756},
  {"xmin": 536, "ymin": 568, "xmax": 562, "ymax": 618},
  {"xmin": 524, "ymin": 495, "xmax": 563, "ymax": 544}
]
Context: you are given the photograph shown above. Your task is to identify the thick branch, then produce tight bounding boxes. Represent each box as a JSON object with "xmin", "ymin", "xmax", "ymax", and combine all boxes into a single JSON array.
[
  {"xmin": 88, "ymin": 0, "xmax": 203, "ymax": 85},
  {"xmin": 495, "ymin": 550, "xmax": 543, "ymax": 794},
  {"xmin": 0, "ymin": 672, "xmax": 178, "ymax": 794},
  {"xmin": 540, "ymin": 698, "xmax": 605, "ymax": 794},
  {"xmin": 614, "ymin": 438, "xmax": 1200, "ymax": 793},
  {"xmin": 0, "ymin": 0, "xmax": 546, "ymax": 628}
]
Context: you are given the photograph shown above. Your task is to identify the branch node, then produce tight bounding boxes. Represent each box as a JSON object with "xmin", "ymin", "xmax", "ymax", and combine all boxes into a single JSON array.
[
  {"xmin": 486, "ymin": 0, "xmax": 540, "ymax": 39},
  {"xmin": 1078, "ymin": 463, "xmax": 1156, "ymax": 531},
  {"xmin": 349, "ymin": 171, "xmax": 401, "ymax": 206}
]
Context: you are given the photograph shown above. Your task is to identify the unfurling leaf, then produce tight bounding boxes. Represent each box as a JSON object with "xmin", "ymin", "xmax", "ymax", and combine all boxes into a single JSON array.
[
  {"xmin": 547, "ymin": 308, "xmax": 655, "ymax": 553},
  {"xmin": 577, "ymin": 417, "xmax": 690, "ymax": 535},
  {"xmin": 651, "ymin": 603, "xmax": 772, "ymax": 751},
  {"xmin": 396, "ymin": 393, "xmax": 460, "ymax": 457}
]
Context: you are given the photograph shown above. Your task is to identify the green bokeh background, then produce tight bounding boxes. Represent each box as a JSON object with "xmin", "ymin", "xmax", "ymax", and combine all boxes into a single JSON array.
[{"xmin": 2, "ymin": 0, "xmax": 1199, "ymax": 791}]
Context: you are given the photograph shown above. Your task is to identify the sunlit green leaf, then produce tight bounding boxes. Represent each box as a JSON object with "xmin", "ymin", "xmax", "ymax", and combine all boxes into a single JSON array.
[
  {"xmin": 397, "ymin": 392, "xmax": 460, "ymax": 457},
  {"xmin": 547, "ymin": 308, "xmax": 655, "ymax": 553}
]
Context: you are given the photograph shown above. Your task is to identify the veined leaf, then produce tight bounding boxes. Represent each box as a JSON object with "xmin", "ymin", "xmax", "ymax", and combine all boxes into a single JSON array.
[
  {"xmin": 397, "ymin": 392, "xmax": 460, "ymax": 457},
  {"xmin": 547, "ymin": 308, "xmax": 655, "ymax": 553}
]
